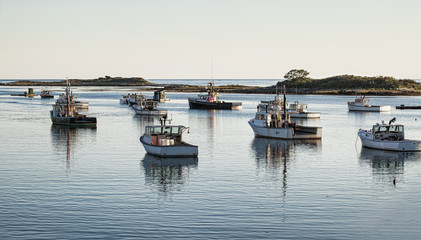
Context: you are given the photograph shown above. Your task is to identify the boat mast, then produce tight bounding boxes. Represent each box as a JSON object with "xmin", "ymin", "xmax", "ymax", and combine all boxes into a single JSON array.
[
  {"xmin": 66, "ymin": 78, "xmax": 71, "ymax": 117},
  {"xmin": 283, "ymin": 85, "xmax": 287, "ymax": 123}
]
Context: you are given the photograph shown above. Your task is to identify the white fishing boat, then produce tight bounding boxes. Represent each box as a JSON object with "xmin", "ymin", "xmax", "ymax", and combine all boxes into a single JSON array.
[
  {"xmin": 288, "ymin": 101, "xmax": 320, "ymax": 119},
  {"xmin": 348, "ymin": 96, "xmax": 391, "ymax": 112},
  {"xmin": 139, "ymin": 117, "xmax": 198, "ymax": 157},
  {"xmin": 358, "ymin": 118, "xmax": 421, "ymax": 151},
  {"xmin": 257, "ymin": 94, "xmax": 320, "ymax": 119},
  {"xmin": 132, "ymin": 99, "xmax": 168, "ymax": 116},
  {"xmin": 249, "ymin": 88, "xmax": 322, "ymax": 140}
]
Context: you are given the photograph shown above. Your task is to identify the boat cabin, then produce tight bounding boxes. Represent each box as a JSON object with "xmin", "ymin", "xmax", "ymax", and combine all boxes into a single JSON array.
[
  {"xmin": 372, "ymin": 124, "xmax": 404, "ymax": 140},
  {"xmin": 137, "ymin": 99, "xmax": 159, "ymax": 110},
  {"xmin": 255, "ymin": 111, "xmax": 290, "ymax": 128},
  {"xmin": 289, "ymin": 101, "xmax": 308, "ymax": 113},
  {"xmin": 352, "ymin": 96, "xmax": 369, "ymax": 105},
  {"xmin": 144, "ymin": 125, "xmax": 187, "ymax": 146}
]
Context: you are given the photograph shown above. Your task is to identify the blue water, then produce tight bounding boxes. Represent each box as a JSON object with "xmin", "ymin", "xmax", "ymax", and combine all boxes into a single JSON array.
[{"xmin": 1, "ymin": 85, "xmax": 421, "ymax": 239}]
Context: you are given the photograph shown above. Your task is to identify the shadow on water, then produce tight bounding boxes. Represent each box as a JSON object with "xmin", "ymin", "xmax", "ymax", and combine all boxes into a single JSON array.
[
  {"xmin": 50, "ymin": 126, "xmax": 97, "ymax": 175},
  {"xmin": 359, "ymin": 147, "xmax": 421, "ymax": 184},
  {"xmin": 141, "ymin": 154, "xmax": 198, "ymax": 198}
]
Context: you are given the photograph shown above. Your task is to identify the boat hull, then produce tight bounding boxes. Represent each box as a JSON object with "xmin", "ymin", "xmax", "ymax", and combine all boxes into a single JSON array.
[
  {"xmin": 248, "ymin": 120, "xmax": 322, "ymax": 140},
  {"xmin": 289, "ymin": 112, "xmax": 321, "ymax": 119},
  {"xmin": 188, "ymin": 99, "xmax": 242, "ymax": 110},
  {"xmin": 140, "ymin": 136, "xmax": 198, "ymax": 157},
  {"xmin": 133, "ymin": 108, "xmax": 168, "ymax": 116},
  {"xmin": 50, "ymin": 111, "xmax": 97, "ymax": 127},
  {"xmin": 396, "ymin": 105, "xmax": 421, "ymax": 109},
  {"xmin": 348, "ymin": 103, "xmax": 390, "ymax": 112},
  {"xmin": 358, "ymin": 130, "xmax": 421, "ymax": 151}
]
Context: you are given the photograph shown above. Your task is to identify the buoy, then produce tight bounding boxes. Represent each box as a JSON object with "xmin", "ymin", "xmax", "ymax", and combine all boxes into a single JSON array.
[{"xmin": 393, "ymin": 177, "xmax": 396, "ymax": 186}]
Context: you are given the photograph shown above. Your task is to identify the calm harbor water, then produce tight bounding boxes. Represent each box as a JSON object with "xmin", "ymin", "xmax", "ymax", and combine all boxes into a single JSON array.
[{"xmin": 1, "ymin": 85, "xmax": 421, "ymax": 239}]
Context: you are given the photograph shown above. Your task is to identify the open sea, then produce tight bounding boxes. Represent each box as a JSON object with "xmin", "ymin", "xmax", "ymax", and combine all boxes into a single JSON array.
[{"xmin": 1, "ymin": 80, "xmax": 421, "ymax": 239}]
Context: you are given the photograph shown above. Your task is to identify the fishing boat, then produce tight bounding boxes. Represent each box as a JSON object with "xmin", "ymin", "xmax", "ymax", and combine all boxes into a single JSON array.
[
  {"xmin": 139, "ymin": 117, "xmax": 198, "ymax": 157},
  {"xmin": 40, "ymin": 89, "xmax": 54, "ymax": 98},
  {"xmin": 358, "ymin": 118, "xmax": 421, "ymax": 151},
  {"xmin": 288, "ymin": 101, "xmax": 320, "ymax": 118},
  {"xmin": 132, "ymin": 98, "xmax": 168, "ymax": 116},
  {"xmin": 249, "ymin": 88, "xmax": 322, "ymax": 140},
  {"xmin": 347, "ymin": 96, "xmax": 391, "ymax": 112},
  {"xmin": 257, "ymin": 94, "xmax": 320, "ymax": 119},
  {"xmin": 50, "ymin": 81, "xmax": 97, "ymax": 127},
  {"xmin": 128, "ymin": 93, "xmax": 145, "ymax": 106},
  {"xmin": 188, "ymin": 81, "xmax": 242, "ymax": 110}
]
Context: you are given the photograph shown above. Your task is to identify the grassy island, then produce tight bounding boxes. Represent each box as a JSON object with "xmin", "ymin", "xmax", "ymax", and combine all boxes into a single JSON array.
[
  {"xmin": 2, "ymin": 71, "xmax": 421, "ymax": 96},
  {"xmin": 1, "ymin": 76, "xmax": 154, "ymax": 86}
]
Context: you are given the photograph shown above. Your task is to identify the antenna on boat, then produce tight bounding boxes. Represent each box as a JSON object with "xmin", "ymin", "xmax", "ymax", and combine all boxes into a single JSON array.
[
  {"xmin": 389, "ymin": 117, "xmax": 396, "ymax": 125},
  {"xmin": 211, "ymin": 56, "xmax": 213, "ymax": 82},
  {"xmin": 159, "ymin": 114, "xmax": 172, "ymax": 126},
  {"xmin": 283, "ymin": 85, "xmax": 287, "ymax": 122}
]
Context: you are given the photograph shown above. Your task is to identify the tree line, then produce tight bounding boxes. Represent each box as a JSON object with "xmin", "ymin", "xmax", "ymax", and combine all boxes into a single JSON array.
[{"xmin": 278, "ymin": 69, "xmax": 421, "ymax": 90}]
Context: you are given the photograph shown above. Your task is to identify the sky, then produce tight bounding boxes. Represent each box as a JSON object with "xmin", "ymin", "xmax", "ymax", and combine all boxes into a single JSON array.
[{"xmin": 0, "ymin": 0, "xmax": 420, "ymax": 79}]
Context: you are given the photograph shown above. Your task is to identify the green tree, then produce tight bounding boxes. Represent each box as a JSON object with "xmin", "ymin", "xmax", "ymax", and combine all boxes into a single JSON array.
[{"xmin": 284, "ymin": 69, "xmax": 310, "ymax": 80}]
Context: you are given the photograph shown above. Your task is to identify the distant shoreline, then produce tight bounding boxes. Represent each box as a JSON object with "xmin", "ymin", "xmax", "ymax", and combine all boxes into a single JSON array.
[{"xmin": 2, "ymin": 77, "xmax": 421, "ymax": 96}]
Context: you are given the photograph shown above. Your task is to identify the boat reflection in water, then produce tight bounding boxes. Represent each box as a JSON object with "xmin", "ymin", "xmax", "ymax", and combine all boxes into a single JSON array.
[
  {"xmin": 252, "ymin": 137, "xmax": 321, "ymax": 172},
  {"xmin": 134, "ymin": 115, "xmax": 156, "ymax": 130},
  {"xmin": 251, "ymin": 137, "xmax": 321, "ymax": 220},
  {"xmin": 141, "ymin": 154, "xmax": 198, "ymax": 198},
  {"xmin": 251, "ymin": 137, "xmax": 321, "ymax": 185},
  {"xmin": 50, "ymin": 126, "xmax": 97, "ymax": 175},
  {"xmin": 359, "ymin": 147, "xmax": 421, "ymax": 184}
]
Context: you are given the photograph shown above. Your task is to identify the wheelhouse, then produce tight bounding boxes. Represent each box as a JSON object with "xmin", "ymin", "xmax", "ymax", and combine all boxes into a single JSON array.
[
  {"xmin": 372, "ymin": 124, "xmax": 404, "ymax": 140},
  {"xmin": 144, "ymin": 125, "xmax": 185, "ymax": 137}
]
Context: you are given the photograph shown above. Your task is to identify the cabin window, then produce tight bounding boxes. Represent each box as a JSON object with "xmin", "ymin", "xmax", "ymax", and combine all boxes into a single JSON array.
[
  {"xmin": 399, "ymin": 126, "xmax": 404, "ymax": 132},
  {"xmin": 171, "ymin": 126, "xmax": 180, "ymax": 134},
  {"xmin": 145, "ymin": 128, "xmax": 151, "ymax": 135},
  {"xmin": 389, "ymin": 126, "xmax": 398, "ymax": 133},
  {"xmin": 163, "ymin": 127, "xmax": 171, "ymax": 134},
  {"xmin": 379, "ymin": 126, "xmax": 388, "ymax": 132},
  {"xmin": 153, "ymin": 127, "xmax": 162, "ymax": 134}
]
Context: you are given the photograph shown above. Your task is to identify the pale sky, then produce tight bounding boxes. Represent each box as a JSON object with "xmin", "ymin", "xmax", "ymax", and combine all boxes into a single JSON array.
[{"xmin": 0, "ymin": 0, "xmax": 420, "ymax": 79}]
